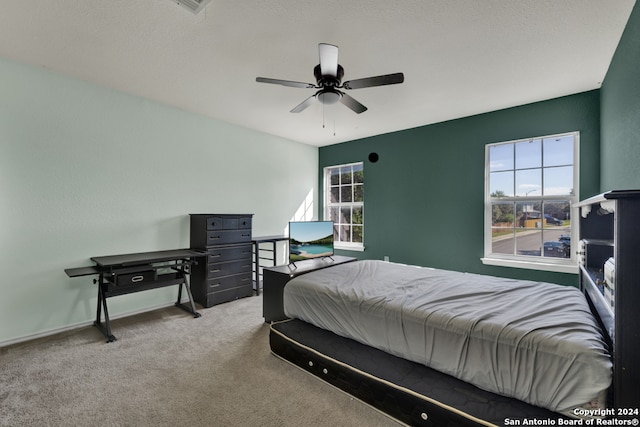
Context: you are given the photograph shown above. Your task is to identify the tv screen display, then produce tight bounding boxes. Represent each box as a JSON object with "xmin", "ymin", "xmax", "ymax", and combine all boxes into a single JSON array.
[{"xmin": 289, "ymin": 221, "xmax": 334, "ymax": 263}]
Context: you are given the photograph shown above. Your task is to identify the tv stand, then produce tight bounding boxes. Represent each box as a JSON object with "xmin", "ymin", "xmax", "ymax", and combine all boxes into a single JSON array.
[{"xmin": 263, "ymin": 255, "xmax": 356, "ymax": 322}]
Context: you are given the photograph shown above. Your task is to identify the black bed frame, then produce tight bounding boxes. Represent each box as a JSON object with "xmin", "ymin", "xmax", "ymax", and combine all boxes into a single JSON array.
[{"xmin": 270, "ymin": 319, "xmax": 567, "ymax": 427}]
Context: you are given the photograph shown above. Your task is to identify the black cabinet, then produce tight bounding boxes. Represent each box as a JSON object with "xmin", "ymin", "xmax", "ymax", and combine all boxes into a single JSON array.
[
  {"xmin": 576, "ymin": 190, "xmax": 640, "ymax": 409},
  {"xmin": 190, "ymin": 214, "xmax": 254, "ymax": 307},
  {"xmin": 262, "ymin": 255, "xmax": 356, "ymax": 322}
]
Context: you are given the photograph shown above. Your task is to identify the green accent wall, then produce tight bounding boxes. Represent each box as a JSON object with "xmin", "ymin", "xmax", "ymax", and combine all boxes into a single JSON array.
[
  {"xmin": 601, "ymin": 1, "xmax": 640, "ymax": 191},
  {"xmin": 320, "ymin": 91, "xmax": 601, "ymax": 286}
]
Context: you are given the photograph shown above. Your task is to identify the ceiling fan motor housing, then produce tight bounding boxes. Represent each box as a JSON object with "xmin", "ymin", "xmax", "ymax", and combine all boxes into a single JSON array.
[{"xmin": 314, "ymin": 64, "xmax": 344, "ymax": 87}]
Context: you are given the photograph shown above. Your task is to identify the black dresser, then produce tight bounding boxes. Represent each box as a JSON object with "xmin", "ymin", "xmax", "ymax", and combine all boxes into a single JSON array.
[{"xmin": 189, "ymin": 214, "xmax": 254, "ymax": 307}]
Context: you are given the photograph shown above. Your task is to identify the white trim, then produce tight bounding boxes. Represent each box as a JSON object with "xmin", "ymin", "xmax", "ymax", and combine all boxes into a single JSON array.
[
  {"xmin": 0, "ymin": 299, "xmax": 189, "ymax": 348},
  {"xmin": 483, "ymin": 131, "xmax": 580, "ymax": 271},
  {"xmin": 324, "ymin": 162, "xmax": 365, "ymax": 247},
  {"xmin": 335, "ymin": 243, "xmax": 365, "ymax": 252},
  {"xmin": 481, "ymin": 257, "xmax": 578, "ymax": 274}
]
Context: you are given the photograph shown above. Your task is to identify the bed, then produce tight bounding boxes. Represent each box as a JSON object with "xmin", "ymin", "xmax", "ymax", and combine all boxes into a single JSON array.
[{"xmin": 268, "ymin": 260, "xmax": 612, "ymax": 426}]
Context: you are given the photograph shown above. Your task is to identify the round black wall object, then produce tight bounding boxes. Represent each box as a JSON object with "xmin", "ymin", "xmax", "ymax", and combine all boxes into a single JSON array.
[{"xmin": 368, "ymin": 152, "xmax": 379, "ymax": 163}]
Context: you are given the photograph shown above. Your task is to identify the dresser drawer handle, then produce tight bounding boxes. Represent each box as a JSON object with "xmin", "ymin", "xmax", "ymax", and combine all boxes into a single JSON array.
[
  {"xmin": 241, "ymin": 234, "xmax": 250, "ymax": 237},
  {"xmin": 131, "ymin": 275, "xmax": 144, "ymax": 283},
  {"xmin": 210, "ymin": 236, "xmax": 221, "ymax": 240},
  {"xmin": 210, "ymin": 254, "xmax": 221, "ymax": 258},
  {"xmin": 210, "ymin": 269, "xmax": 221, "ymax": 273},
  {"xmin": 210, "ymin": 283, "xmax": 221, "ymax": 288}
]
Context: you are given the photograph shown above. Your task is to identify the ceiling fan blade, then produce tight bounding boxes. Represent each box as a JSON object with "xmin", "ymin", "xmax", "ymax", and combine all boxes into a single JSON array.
[
  {"xmin": 319, "ymin": 43, "xmax": 339, "ymax": 77},
  {"xmin": 256, "ymin": 77, "xmax": 315, "ymax": 89},
  {"xmin": 290, "ymin": 95, "xmax": 317, "ymax": 113},
  {"xmin": 340, "ymin": 93, "xmax": 368, "ymax": 114},
  {"xmin": 343, "ymin": 72, "xmax": 405, "ymax": 90}
]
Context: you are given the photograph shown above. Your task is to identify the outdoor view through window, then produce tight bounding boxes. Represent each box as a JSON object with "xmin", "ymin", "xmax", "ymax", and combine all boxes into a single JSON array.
[{"xmin": 487, "ymin": 132, "xmax": 577, "ymax": 262}]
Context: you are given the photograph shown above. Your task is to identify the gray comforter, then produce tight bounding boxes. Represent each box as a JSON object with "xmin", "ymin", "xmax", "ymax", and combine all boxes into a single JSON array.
[{"xmin": 283, "ymin": 260, "xmax": 612, "ymax": 413}]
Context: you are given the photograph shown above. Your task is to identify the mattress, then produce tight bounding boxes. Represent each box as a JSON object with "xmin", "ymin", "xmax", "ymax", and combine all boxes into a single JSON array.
[{"xmin": 283, "ymin": 260, "xmax": 612, "ymax": 415}]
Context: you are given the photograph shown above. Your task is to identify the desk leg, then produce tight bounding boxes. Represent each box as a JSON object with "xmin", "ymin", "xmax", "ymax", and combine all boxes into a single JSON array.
[
  {"xmin": 175, "ymin": 275, "xmax": 201, "ymax": 318},
  {"xmin": 94, "ymin": 278, "xmax": 117, "ymax": 343}
]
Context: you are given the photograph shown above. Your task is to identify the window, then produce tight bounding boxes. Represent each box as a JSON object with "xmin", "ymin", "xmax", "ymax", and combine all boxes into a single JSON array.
[
  {"xmin": 324, "ymin": 162, "xmax": 364, "ymax": 251},
  {"xmin": 483, "ymin": 132, "xmax": 579, "ymax": 273}
]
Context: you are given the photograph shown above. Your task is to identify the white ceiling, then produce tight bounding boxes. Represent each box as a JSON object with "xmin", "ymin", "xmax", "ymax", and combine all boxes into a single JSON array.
[{"xmin": 0, "ymin": 0, "xmax": 636, "ymax": 147}]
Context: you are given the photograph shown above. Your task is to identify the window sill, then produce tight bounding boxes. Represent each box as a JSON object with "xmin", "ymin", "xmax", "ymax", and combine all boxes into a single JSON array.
[
  {"xmin": 335, "ymin": 244, "xmax": 365, "ymax": 252},
  {"xmin": 481, "ymin": 257, "xmax": 578, "ymax": 274}
]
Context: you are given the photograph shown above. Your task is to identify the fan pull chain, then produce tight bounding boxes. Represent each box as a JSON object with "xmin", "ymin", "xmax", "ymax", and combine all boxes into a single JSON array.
[{"xmin": 322, "ymin": 103, "xmax": 326, "ymax": 128}]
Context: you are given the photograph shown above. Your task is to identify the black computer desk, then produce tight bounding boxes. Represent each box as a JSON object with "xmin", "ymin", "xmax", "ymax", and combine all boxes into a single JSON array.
[{"xmin": 65, "ymin": 248, "xmax": 206, "ymax": 342}]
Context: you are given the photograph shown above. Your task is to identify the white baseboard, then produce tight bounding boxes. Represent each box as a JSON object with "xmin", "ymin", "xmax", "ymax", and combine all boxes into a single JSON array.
[{"xmin": 0, "ymin": 299, "xmax": 189, "ymax": 348}]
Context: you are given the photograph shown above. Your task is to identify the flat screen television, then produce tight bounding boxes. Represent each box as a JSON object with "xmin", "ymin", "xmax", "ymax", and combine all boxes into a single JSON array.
[{"xmin": 289, "ymin": 221, "xmax": 334, "ymax": 264}]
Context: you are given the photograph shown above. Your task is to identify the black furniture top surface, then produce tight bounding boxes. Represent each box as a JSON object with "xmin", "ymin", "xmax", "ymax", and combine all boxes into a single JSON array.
[
  {"xmin": 265, "ymin": 255, "xmax": 356, "ymax": 277},
  {"xmin": 252, "ymin": 235, "xmax": 288, "ymax": 243},
  {"xmin": 90, "ymin": 248, "xmax": 207, "ymax": 268}
]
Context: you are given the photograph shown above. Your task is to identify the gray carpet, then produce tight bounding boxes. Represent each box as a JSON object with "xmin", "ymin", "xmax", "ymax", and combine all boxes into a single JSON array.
[{"xmin": 0, "ymin": 295, "xmax": 401, "ymax": 427}]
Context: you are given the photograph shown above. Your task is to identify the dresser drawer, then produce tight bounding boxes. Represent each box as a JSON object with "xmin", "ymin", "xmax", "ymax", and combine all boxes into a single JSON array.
[
  {"xmin": 202, "ymin": 284, "xmax": 254, "ymax": 307},
  {"xmin": 206, "ymin": 216, "xmax": 225, "ymax": 230},
  {"xmin": 206, "ymin": 272, "xmax": 252, "ymax": 293},
  {"xmin": 207, "ymin": 244, "xmax": 252, "ymax": 263},
  {"xmin": 206, "ymin": 259, "xmax": 252, "ymax": 278},
  {"xmin": 206, "ymin": 229, "xmax": 252, "ymax": 246},
  {"xmin": 206, "ymin": 216, "xmax": 252, "ymax": 230}
]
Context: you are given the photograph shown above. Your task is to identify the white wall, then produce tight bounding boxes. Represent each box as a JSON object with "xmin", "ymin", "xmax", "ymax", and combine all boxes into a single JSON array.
[{"xmin": 0, "ymin": 58, "xmax": 318, "ymax": 344}]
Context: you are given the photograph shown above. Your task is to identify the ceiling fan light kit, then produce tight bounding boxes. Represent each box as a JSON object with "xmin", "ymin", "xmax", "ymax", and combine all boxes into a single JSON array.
[{"xmin": 256, "ymin": 43, "xmax": 404, "ymax": 114}]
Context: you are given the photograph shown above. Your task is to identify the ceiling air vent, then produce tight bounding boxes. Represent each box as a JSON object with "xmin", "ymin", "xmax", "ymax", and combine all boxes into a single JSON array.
[{"xmin": 174, "ymin": 0, "xmax": 212, "ymax": 14}]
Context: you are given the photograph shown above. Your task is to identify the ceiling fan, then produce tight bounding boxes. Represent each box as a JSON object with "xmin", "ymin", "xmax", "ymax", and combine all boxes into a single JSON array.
[{"xmin": 256, "ymin": 43, "xmax": 404, "ymax": 114}]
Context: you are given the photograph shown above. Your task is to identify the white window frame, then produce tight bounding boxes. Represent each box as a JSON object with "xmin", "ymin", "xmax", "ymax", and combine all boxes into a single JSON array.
[
  {"xmin": 323, "ymin": 162, "xmax": 365, "ymax": 251},
  {"xmin": 482, "ymin": 132, "xmax": 580, "ymax": 274}
]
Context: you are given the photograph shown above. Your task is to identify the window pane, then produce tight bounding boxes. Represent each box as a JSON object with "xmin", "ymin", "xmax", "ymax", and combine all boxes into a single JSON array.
[
  {"xmin": 517, "ymin": 201, "xmax": 542, "ymax": 228},
  {"xmin": 333, "ymin": 224, "xmax": 341, "ymax": 241},
  {"xmin": 330, "ymin": 168, "xmax": 340, "ymax": 185},
  {"xmin": 338, "ymin": 225, "xmax": 350, "ymax": 242},
  {"xmin": 489, "ymin": 144, "xmax": 513, "ymax": 172},
  {"xmin": 353, "ymin": 184, "xmax": 363, "ymax": 202},
  {"xmin": 516, "ymin": 230, "xmax": 542, "ymax": 256},
  {"xmin": 353, "ymin": 164, "xmax": 364, "ymax": 183},
  {"xmin": 341, "ymin": 207, "xmax": 351, "ymax": 224},
  {"xmin": 491, "ymin": 202, "xmax": 515, "ymax": 255},
  {"xmin": 543, "ymin": 166, "xmax": 573, "ymax": 195},
  {"xmin": 515, "ymin": 169, "xmax": 541, "ymax": 196},
  {"xmin": 329, "ymin": 206, "xmax": 340, "ymax": 223},
  {"xmin": 490, "ymin": 171, "xmax": 514, "ymax": 197},
  {"xmin": 340, "ymin": 166, "xmax": 352, "ymax": 184},
  {"xmin": 353, "ymin": 206, "xmax": 363, "ymax": 225},
  {"xmin": 341, "ymin": 185, "xmax": 352, "ymax": 202},
  {"xmin": 542, "ymin": 201, "xmax": 571, "ymax": 259},
  {"xmin": 330, "ymin": 186, "xmax": 340, "ymax": 203},
  {"xmin": 544, "ymin": 135, "xmax": 573, "ymax": 167},
  {"xmin": 352, "ymin": 226, "xmax": 363, "ymax": 243},
  {"xmin": 515, "ymin": 201, "xmax": 542, "ymax": 254},
  {"xmin": 515, "ymin": 139, "xmax": 541, "ymax": 170}
]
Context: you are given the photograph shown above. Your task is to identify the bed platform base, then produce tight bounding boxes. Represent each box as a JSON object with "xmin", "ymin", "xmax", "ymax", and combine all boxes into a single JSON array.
[{"xmin": 270, "ymin": 319, "xmax": 567, "ymax": 427}]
